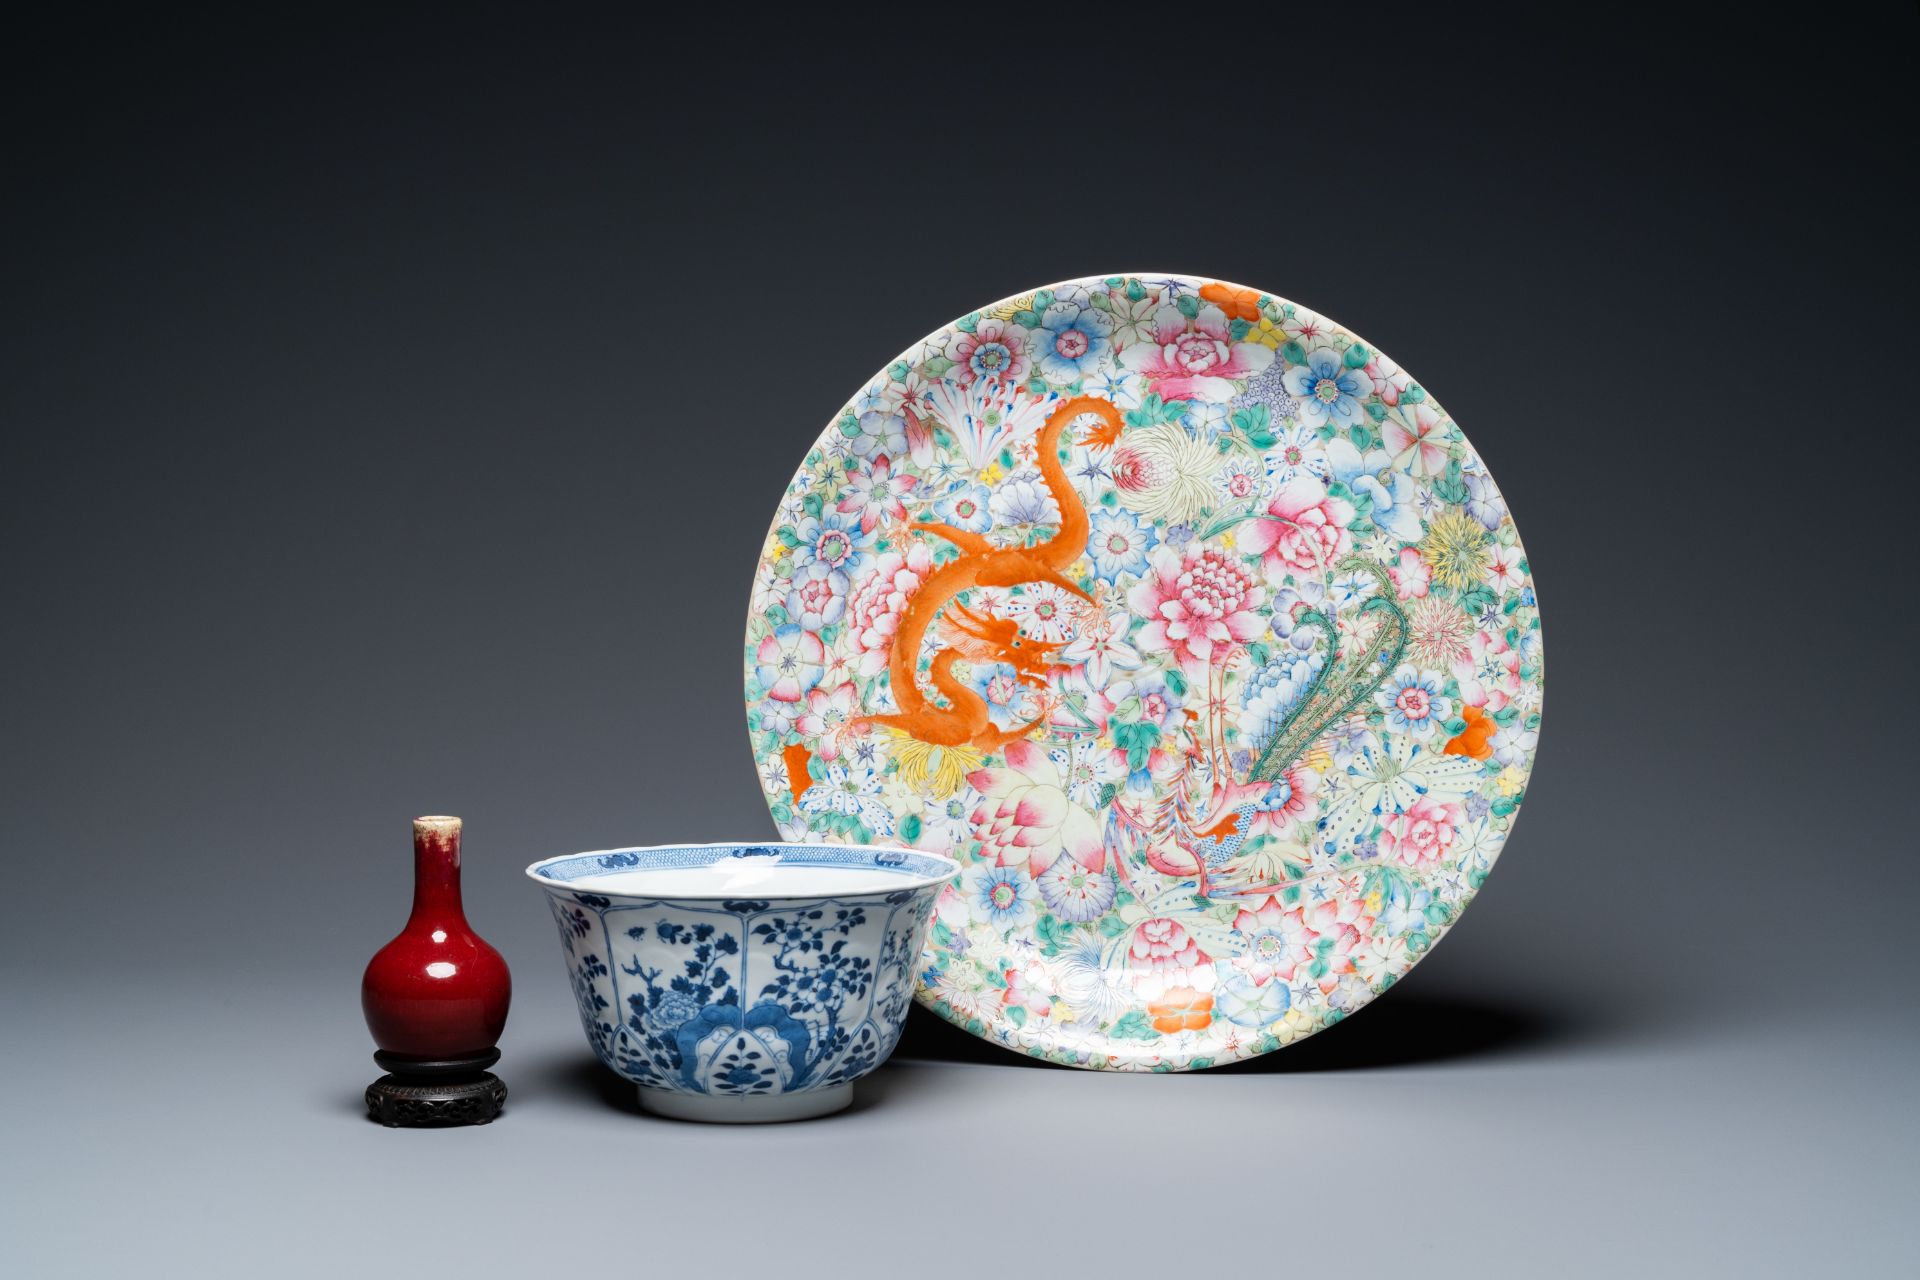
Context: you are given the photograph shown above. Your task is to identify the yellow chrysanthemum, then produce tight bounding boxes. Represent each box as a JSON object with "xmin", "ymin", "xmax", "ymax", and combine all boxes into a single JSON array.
[
  {"xmin": 1422, "ymin": 510, "xmax": 1491, "ymax": 593},
  {"xmin": 978, "ymin": 461, "xmax": 1006, "ymax": 486},
  {"xmin": 886, "ymin": 730, "xmax": 983, "ymax": 798}
]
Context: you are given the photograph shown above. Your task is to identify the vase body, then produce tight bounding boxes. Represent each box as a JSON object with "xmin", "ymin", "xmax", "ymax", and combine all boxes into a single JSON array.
[{"xmin": 362, "ymin": 816, "xmax": 511, "ymax": 1061}]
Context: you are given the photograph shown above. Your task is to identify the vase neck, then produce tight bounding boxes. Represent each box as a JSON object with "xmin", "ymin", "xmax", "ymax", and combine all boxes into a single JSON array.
[{"xmin": 409, "ymin": 816, "xmax": 468, "ymax": 926}]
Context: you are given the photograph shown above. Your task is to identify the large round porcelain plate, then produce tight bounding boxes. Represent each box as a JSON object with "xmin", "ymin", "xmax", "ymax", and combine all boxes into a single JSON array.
[{"xmin": 743, "ymin": 274, "xmax": 1543, "ymax": 1070}]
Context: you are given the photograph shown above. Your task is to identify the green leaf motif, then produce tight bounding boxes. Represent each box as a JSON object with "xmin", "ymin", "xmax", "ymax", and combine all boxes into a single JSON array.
[
  {"xmin": 1108, "ymin": 1009, "xmax": 1159, "ymax": 1042},
  {"xmin": 1175, "ymin": 293, "xmax": 1201, "ymax": 319},
  {"xmin": 1342, "ymin": 343, "xmax": 1370, "ymax": 369},
  {"xmin": 1231, "ymin": 403, "xmax": 1274, "ymax": 448},
  {"xmin": 1459, "ymin": 585, "xmax": 1498, "ymax": 616},
  {"xmin": 1125, "ymin": 393, "xmax": 1185, "ymax": 428},
  {"xmin": 1112, "ymin": 721, "xmax": 1160, "ymax": 772}
]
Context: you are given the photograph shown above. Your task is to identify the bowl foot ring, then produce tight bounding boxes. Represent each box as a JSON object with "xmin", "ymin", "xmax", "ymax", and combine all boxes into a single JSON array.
[{"xmin": 638, "ymin": 1081, "xmax": 852, "ymax": 1124}]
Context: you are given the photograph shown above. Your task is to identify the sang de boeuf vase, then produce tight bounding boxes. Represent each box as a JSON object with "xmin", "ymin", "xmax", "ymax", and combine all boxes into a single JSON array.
[{"xmin": 362, "ymin": 816, "xmax": 512, "ymax": 1123}]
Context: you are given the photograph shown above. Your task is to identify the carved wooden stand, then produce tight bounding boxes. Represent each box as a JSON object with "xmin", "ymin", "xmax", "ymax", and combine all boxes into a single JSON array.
[{"xmin": 365, "ymin": 1049, "xmax": 508, "ymax": 1127}]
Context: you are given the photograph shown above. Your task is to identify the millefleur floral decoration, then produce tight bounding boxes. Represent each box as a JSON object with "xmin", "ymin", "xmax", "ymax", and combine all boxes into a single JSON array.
[{"xmin": 743, "ymin": 275, "xmax": 1544, "ymax": 1070}]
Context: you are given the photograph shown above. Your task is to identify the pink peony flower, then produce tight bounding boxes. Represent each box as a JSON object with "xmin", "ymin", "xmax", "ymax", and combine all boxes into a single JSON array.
[
  {"xmin": 786, "ymin": 566, "xmax": 846, "ymax": 630},
  {"xmin": 845, "ymin": 542, "xmax": 934, "ymax": 677},
  {"xmin": 1379, "ymin": 794, "xmax": 1465, "ymax": 868},
  {"xmin": 1127, "ymin": 545, "xmax": 1267, "ymax": 669},
  {"xmin": 1118, "ymin": 303, "xmax": 1275, "ymax": 402},
  {"xmin": 1129, "ymin": 916, "xmax": 1210, "ymax": 971},
  {"xmin": 1239, "ymin": 476, "xmax": 1356, "ymax": 583},
  {"xmin": 968, "ymin": 739, "xmax": 1106, "ymax": 877}
]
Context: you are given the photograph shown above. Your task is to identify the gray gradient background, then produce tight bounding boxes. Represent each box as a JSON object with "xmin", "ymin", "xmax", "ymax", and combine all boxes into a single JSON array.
[{"xmin": 4, "ymin": 10, "xmax": 1915, "ymax": 1277}]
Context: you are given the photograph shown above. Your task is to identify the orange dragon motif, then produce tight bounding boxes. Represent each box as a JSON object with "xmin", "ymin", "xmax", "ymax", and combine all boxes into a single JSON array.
[{"xmin": 857, "ymin": 394, "xmax": 1123, "ymax": 751}]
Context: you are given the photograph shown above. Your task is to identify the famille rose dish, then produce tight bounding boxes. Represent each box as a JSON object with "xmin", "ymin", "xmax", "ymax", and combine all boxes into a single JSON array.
[{"xmin": 742, "ymin": 274, "xmax": 1543, "ymax": 1070}]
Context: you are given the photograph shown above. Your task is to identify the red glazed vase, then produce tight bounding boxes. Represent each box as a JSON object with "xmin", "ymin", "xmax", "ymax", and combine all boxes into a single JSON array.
[{"xmin": 362, "ymin": 816, "xmax": 511, "ymax": 1062}]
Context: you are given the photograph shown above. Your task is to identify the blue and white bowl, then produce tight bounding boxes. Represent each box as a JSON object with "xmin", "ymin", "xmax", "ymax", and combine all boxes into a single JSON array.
[{"xmin": 527, "ymin": 841, "xmax": 959, "ymax": 1123}]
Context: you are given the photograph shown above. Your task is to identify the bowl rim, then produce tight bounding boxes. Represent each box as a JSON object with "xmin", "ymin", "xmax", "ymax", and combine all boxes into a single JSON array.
[{"xmin": 524, "ymin": 839, "xmax": 961, "ymax": 900}]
